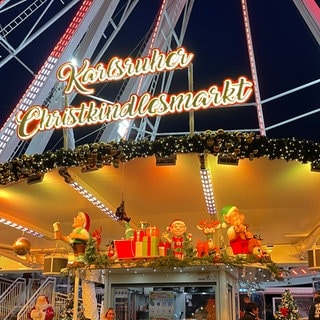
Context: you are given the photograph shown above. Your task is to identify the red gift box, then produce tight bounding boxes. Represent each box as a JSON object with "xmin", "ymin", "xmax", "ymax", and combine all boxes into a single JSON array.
[
  {"xmin": 114, "ymin": 240, "xmax": 135, "ymax": 259},
  {"xmin": 134, "ymin": 230, "xmax": 145, "ymax": 242}
]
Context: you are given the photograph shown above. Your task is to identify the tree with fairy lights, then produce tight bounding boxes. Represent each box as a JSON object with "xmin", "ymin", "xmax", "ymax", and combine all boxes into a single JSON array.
[
  {"xmin": 60, "ymin": 292, "xmax": 86, "ymax": 320},
  {"xmin": 274, "ymin": 289, "xmax": 301, "ymax": 320}
]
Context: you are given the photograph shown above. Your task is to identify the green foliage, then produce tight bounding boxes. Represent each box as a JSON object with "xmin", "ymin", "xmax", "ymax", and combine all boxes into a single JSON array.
[
  {"xmin": 1, "ymin": 130, "xmax": 319, "ymax": 186},
  {"xmin": 84, "ymin": 237, "xmax": 98, "ymax": 265},
  {"xmin": 82, "ymin": 246, "xmax": 282, "ymax": 281}
]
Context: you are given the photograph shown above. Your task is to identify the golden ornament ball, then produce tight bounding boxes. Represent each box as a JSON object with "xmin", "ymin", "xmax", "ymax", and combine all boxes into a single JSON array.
[{"xmin": 13, "ymin": 237, "xmax": 31, "ymax": 255}]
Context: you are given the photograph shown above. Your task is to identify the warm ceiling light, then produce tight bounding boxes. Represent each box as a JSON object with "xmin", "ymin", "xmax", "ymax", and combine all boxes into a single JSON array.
[
  {"xmin": 155, "ymin": 154, "xmax": 177, "ymax": 166},
  {"xmin": 217, "ymin": 155, "xmax": 239, "ymax": 166},
  {"xmin": 58, "ymin": 167, "xmax": 118, "ymax": 221},
  {"xmin": 0, "ymin": 218, "xmax": 44, "ymax": 238},
  {"xmin": 27, "ymin": 173, "xmax": 44, "ymax": 184},
  {"xmin": 199, "ymin": 154, "xmax": 217, "ymax": 215},
  {"xmin": 311, "ymin": 162, "xmax": 320, "ymax": 172}
]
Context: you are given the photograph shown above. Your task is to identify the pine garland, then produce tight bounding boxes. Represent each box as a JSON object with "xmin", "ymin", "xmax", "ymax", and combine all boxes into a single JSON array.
[{"xmin": 82, "ymin": 248, "xmax": 282, "ymax": 281}]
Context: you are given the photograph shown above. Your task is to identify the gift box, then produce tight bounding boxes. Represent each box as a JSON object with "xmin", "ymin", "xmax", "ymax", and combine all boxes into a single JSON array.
[
  {"xmin": 146, "ymin": 226, "xmax": 160, "ymax": 237},
  {"xmin": 135, "ymin": 241, "xmax": 143, "ymax": 257},
  {"xmin": 114, "ymin": 239, "xmax": 135, "ymax": 259},
  {"xmin": 142, "ymin": 236, "xmax": 150, "ymax": 256},
  {"xmin": 150, "ymin": 236, "xmax": 159, "ymax": 256},
  {"xmin": 134, "ymin": 230, "xmax": 145, "ymax": 242}
]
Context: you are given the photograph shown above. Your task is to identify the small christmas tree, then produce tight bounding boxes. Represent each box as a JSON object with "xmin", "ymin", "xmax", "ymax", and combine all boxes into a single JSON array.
[
  {"xmin": 60, "ymin": 292, "xmax": 86, "ymax": 320},
  {"xmin": 274, "ymin": 289, "xmax": 301, "ymax": 320}
]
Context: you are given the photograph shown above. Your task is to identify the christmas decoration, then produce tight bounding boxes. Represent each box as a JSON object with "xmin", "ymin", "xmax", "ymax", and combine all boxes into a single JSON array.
[
  {"xmin": 162, "ymin": 219, "xmax": 194, "ymax": 259},
  {"xmin": 29, "ymin": 295, "xmax": 54, "ymax": 320},
  {"xmin": 274, "ymin": 289, "xmax": 301, "ymax": 320},
  {"xmin": 221, "ymin": 205, "xmax": 264, "ymax": 256},
  {"xmin": 115, "ymin": 200, "xmax": 131, "ymax": 222},
  {"xmin": 91, "ymin": 226, "xmax": 102, "ymax": 252},
  {"xmin": 13, "ymin": 237, "xmax": 31, "ymax": 255},
  {"xmin": 84, "ymin": 236, "xmax": 99, "ymax": 266},
  {"xmin": 0, "ymin": 130, "xmax": 319, "ymax": 186},
  {"xmin": 59, "ymin": 292, "xmax": 85, "ymax": 320},
  {"xmin": 197, "ymin": 219, "xmax": 221, "ymax": 257},
  {"xmin": 53, "ymin": 211, "xmax": 91, "ymax": 267}
]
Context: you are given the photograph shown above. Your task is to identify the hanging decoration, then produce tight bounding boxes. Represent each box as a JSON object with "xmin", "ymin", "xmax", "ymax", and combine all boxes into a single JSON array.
[
  {"xmin": 115, "ymin": 200, "xmax": 131, "ymax": 222},
  {"xmin": 0, "ymin": 130, "xmax": 319, "ymax": 186},
  {"xmin": 13, "ymin": 236, "xmax": 31, "ymax": 255}
]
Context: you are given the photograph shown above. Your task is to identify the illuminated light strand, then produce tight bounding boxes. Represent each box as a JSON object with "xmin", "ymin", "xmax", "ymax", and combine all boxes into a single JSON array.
[
  {"xmin": 57, "ymin": 48, "xmax": 194, "ymax": 95},
  {"xmin": 0, "ymin": 218, "xmax": 44, "ymax": 238},
  {"xmin": 241, "ymin": 0, "xmax": 266, "ymax": 136},
  {"xmin": 69, "ymin": 181, "xmax": 118, "ymax": 221},
  {"xmin": 200, "ymin": 169, "xmax": 216, "ymax": 215},
  {"xmin": 0, "ymin": 0, "xmax": 94, "ymax": 155},
  {"xmin": 136, "ymin": 0, "xmax": 167, "ymax": 95}
]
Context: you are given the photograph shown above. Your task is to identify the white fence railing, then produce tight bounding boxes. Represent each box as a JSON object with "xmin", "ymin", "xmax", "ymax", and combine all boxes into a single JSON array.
[{"xmin": 0, "ymin": 277, "xmax": 27, "ymax": 320}]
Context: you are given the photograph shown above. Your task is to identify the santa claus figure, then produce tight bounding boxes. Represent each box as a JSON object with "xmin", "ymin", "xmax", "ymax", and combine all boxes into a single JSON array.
[
  {"xmin": 29, "ymin": 295, "xmax": 54, "ymax": 320},
  {"xmin": 53, "ymin": 211, "xmax": 91, "ymax": 267}
]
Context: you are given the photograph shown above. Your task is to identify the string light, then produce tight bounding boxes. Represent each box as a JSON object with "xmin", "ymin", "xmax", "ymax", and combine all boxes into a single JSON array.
[
  {"xmin": 0, "ymin": 218, "xmax": 44, "ymax": 238},
  {"xmin": 200, "ymin": 169, "xmax": 216, "ymax": 215},
  {"xmin": 199, "ymin": 154, "xmax": 217, "ymax": 215},
  {"xmin": 69, "ymin": 181, "xmax": 118, "ymax": 221},
  {"xmin": 0, "ymin": 130, "xmax": 319, "ymax": 186}
]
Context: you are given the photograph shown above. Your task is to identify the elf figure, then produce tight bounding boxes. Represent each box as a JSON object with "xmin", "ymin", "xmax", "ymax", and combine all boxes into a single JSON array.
[
  {"xmin": 162, "ymin": 219, "xmax": 192, "ymax": 259},
  {"xmin": 124, "ymin": 221, "xmax": 135, "ymax": 239},
  {"xmin": 221, "ymin": 205, "xmax": 252, "ymax": 255},
  {"xmin": 53, "ymin": 211, "xmax": 91, "ymax": 267}
]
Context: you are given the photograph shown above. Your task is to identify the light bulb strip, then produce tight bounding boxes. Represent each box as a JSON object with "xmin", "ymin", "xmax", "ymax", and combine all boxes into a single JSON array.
[
  {"xmin": 69, "ymin": 181, "xmax": 118, "ymax": 221},
  {"xmin": 200, "ymin": 169, "xmax": 216, "ymax": 215},
  {"xmin": 0, "ymin": 218, "xmax": 44, "ymax": 238}
]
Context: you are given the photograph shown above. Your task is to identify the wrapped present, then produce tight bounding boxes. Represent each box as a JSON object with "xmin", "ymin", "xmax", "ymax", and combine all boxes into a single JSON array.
[
  {"xmin": 150, "ymin": 236, "xmax": 159, "ymax": 256},
  {"xmin": 142, "ymin": 236, "xmax": 151, "ymax": 256},
  {"xmin": 114, "ymin": 240, "xmax": 135, "ymax": 259},
  {"xmin": 134, "ymin": 230, "xmax": 145, "ymax": 242},
  {"xmin": 158, "ymin": 241, "xmax": 167, "ymax": 256},
  {"xmin": 135, "ymin": 241, "xmax": 143, "ymax": 257},
  {"xmin": 146, "ymin": 226, "xmax": 160, "ymax": 237}
]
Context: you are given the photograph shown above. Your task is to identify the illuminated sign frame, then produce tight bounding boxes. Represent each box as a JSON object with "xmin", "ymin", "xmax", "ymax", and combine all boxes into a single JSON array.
[{"xmin": 15, "ymin": 47, "xmax": 253, "ymax": 140}]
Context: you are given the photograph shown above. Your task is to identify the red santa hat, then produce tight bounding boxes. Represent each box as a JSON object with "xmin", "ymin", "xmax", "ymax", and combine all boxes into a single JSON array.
[
  {"xmin": 79, "ymin": 211, "xmax": 90, "ymax": 231},
  {"xmin": 167, "ymin": 219, "xmax": 185, "ymax": 231}
]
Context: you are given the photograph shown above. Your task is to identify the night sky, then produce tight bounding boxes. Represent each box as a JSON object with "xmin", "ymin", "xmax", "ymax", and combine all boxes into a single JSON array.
[{"xmin": 1, "ymin": 0, "xmax": 319, "ymax": 146}]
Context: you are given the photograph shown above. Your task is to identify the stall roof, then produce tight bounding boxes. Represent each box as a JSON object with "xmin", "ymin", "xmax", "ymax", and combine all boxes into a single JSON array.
[{"xmin": 0, "ymin": 151, "xmax": 319, "ymax": 270}]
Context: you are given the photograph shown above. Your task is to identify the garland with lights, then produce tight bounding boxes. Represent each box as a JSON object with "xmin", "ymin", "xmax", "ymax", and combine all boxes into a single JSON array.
[
  {"xmin": 79, "ymin": 239, "xmax": 282, "ymax": 281},
  {"xmin": 0, "ymin": 130, "xmax": 320, "ymax": 185}
]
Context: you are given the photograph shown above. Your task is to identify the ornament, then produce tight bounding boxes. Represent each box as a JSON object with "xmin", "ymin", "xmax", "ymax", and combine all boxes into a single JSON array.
[
  {"xmin": 115, "ymin": 201, "xmax": 131, "ymax": 222},
  {"xmin": 13, "ymin": 237, "xmax": 31, "ymax": 255}
]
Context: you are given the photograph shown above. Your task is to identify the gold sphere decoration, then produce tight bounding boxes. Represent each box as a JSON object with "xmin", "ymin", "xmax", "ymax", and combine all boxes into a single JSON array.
[{"xmin": 13, "ymin": 237, "xmax": 31, "ymax": 255}]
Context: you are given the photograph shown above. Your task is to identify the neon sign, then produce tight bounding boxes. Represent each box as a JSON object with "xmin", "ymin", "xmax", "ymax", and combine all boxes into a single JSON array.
[{"xmin": 15, "ymin": 48, "xmax": 253, "ymax": 140}]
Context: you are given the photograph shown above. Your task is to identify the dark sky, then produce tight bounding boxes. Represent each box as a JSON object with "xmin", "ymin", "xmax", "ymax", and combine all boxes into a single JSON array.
[{"xmin": 1, "ymin": 0, "xmax": 319, "ymax": 145}]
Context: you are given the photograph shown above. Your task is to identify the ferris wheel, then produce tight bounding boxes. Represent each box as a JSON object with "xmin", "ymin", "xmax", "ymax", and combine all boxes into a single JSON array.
[
  {"xmin": 0, "ymin": 0, "xmax": 196, "ymax": 163},
  {"xmin": 0, "ymin": 0, "xmax": 318, "ymax": 163}
]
